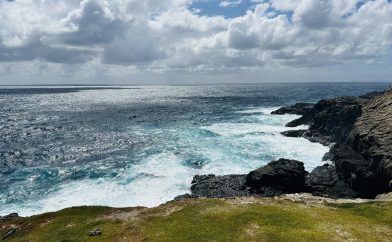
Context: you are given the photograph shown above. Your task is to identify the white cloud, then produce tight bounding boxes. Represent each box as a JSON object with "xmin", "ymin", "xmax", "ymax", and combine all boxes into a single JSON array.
[
  {"xmin": 219, "ymin": 0, "xmax": 242, "ymax": 8},
  {"xmin": 0, "ymin": 0, "xmax": 392, "ymax": 83}
]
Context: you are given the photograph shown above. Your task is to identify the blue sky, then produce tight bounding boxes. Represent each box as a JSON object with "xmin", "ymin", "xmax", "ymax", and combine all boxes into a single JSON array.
[
  {"xmin": 190, "ymin": 0, "xmax": 259, "ymax": 18},
  {"xmin": 189, "ymin": 0, "xmax": 376, "ymax": 19}
]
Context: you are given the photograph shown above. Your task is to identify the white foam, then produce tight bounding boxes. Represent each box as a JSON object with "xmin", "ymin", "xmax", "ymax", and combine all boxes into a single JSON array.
[
  {"xmin": 237, "ymin": 107, "xmax": 280, "ymax": 114},
  {"xmin": 1, "ymin": 106, "xmax": 329, "ymax": 217},
  {"xmin": 2, "ymin": 153, "xmax": 195, "ymax": 217},
  {"xmin": 200, "ymin": 107, "xmax": 328, "ymax": 171}
]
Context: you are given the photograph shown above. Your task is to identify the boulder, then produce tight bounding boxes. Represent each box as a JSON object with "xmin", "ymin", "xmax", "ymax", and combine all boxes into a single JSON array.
[
  {"xmin": 0, "ymin": 213, "xmax": 19, "ymax": 222},
  {"xmin": 190, "ymin": 174, "xmax": 250, "ymax": 198},
  {"xmin": 305, "ymin": 164, "xmax": 358, "ymax": 198},
  {"xmin": 245, "ymin": 159, "xmax": 307, "ymax": 194}
]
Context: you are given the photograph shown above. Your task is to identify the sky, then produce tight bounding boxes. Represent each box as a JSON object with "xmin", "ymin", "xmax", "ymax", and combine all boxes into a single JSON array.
[{"xmin": 0, "ymin": 0, "xmax": 392, "ymax": 85}]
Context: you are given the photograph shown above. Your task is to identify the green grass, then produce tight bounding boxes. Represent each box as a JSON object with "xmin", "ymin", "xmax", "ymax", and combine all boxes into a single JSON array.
[{"xmin": 1, "ymin": 198, "xmax": 391, "ymax": 242}]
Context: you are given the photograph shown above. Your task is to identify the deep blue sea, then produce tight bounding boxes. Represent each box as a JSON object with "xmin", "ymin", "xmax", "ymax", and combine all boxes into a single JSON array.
[{"xmin": 0, "ymin": 83, "xmax": 390, "ymax": 216}]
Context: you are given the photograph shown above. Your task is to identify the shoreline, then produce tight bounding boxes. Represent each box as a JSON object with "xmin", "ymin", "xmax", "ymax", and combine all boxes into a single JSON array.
[
  {"xmin": 1, "ymin": 86, "xmax": 392, "ymax": 240},
  {"xmin": 3, "ymin": 86, "xmax": 392, "ymax": 218},
  {"xmin": 177, "ymin": 87, "xmax": 392, "ymax": 200}
]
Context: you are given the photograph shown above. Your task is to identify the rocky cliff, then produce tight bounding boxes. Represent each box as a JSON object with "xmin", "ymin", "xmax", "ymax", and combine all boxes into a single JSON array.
[
  {"xmin": 179, "ymin": 88, "xmax": 391, "ymax": 200},
  {"xmin": 333, "ymin": 89, "xmax": 392, "ymax": 197}
]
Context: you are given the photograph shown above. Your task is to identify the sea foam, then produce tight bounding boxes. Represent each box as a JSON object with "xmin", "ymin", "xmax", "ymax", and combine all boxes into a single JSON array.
[{"xmin": 0, "ymin": 106, "xmax": 329, "ymax": 217}]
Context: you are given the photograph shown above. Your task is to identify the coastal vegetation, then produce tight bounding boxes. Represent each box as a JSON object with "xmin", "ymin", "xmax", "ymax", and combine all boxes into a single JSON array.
[{"xmin": 1, "ymin": 197, "xmax": 391, "ymax": 242}]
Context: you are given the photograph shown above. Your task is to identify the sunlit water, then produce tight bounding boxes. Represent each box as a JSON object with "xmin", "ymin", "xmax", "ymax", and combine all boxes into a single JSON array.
[{"xmin": 0, "ymin": 83, "xmax": 389, "ymax": 216}]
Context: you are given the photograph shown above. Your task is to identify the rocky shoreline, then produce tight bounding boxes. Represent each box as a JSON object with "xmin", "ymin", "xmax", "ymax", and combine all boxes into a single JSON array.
[{"xmin": 177, "ymin": 88, "xmax": 392, "ymax": 200}]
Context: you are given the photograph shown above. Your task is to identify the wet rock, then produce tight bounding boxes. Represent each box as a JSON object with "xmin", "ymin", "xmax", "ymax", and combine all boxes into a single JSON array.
[
  {"xmin": 322, "ymin": 152, "xmax": 332, "ymax": 161},
  {"xmin": 286, "ymin": 117, "xmax": 310, "ymax": 127},
  {"xmin": 281, "ymin": 130, "xmax": 307, "ymax": 138},
  {"xmin": 272, "ymin": 103, "xmax": 315, "ymax": 116},
  {"xmin": 307, "ymin": 96, "xmax": 364, "ymax": 145},
  {"xmin": 305, "ymin": 164, "xmax": 358, "ymax": 198},
  {"xmin": 88, "ymin": 228, "xmax": 102, "ymax": 237},
  {"xmin": 274, "ymin": 96, "xmax": 368, "ymax": 145},
  {"xmin": 190, "ymin": 174, "xmax": 250, "ymax": 198},
  {"xmin": 246, "ymin": 159, "xmax": 307, "ymax": 194}
]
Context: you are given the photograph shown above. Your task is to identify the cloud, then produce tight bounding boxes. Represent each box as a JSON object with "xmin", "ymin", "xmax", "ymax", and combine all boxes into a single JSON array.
[
  {"xmin": 57, "ymin": 0, "xmax": 127, "ymax": 46},
  {"xmin": 219, "ymin": 0, "xmax": 242, "ymax": 8},
  {"xmin": 0, "ymin": 0, "xmax": 392, "ymax": 82}
]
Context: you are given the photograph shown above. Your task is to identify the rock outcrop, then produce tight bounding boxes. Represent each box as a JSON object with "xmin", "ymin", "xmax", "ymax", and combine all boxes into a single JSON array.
[
  {"xmin": 0, "ymin": 213, "xmax": 19, "ymax": 222},
  {"xmin": 275, "ymin": 88, "xmax": 392, "ymax": 198},
  {"xmin": 179, "ymin": 88, "xmax": 391, "ymax": 200},
  {"xmin": 184, "ymin": 159, "xmax": 308, "ymax": 198},
  {"xmin": 305, "ymin": 164, "xmax": 358, "ymax": 198},
  {"xmin": 183, "ymin": 159, "xmax": 359, "ymax": 199},
  {"xmin": 332, "ymin": 89, "xmax": 392, "ymax": 197},
  {"xmin": 188, "ymin": 174, "xmax": 250, "ymax": 198},
  {"xmin": 245, "ymin": 159, "xmax": 307, "ymax": 196},
  {"xmin": 277, "ymin": 96, "xmax": 369, "ymax": 145}
]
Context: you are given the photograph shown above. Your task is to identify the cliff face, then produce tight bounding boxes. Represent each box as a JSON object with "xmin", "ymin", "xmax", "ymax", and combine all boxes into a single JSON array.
[
  {"xmin": 181, "ymin": 88, "xmax": 391, "ymax": 200},
  {"xmin": 334, "ymin": 89, "xmax": 392, "ymax": 196},
  {"xmin": 276, "ymin": 88, "xmax": 392, "ymax": 198},
  {"xmin": 350, "ymin": 88, "xmax": 392, "ymax": 183}
]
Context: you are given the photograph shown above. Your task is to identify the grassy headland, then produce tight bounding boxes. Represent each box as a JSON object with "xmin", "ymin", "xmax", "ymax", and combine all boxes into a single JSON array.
[{"xmin": 1, "ymin": 196, "xmax": 391, "ymax": 242}]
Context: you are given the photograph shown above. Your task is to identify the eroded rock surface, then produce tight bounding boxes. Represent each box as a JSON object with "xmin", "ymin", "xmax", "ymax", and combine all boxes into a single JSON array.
[
  {"xmin": 305, "ymin": 164, "xmax": 358, "ymax": 198},
  {"xmin": 335, "ymin": 88, "xmax": 392, "ymax": 197},
  {"xmin": 189, "ymin": 174, "xmax": 250, "ymax": 198},
  {"xmin": 180, "ymin": 88, "xmax": 391, "ymax": 200},
  {"xmin": 274, "ymin": 88, "xmax": 392, "ymax": 198},
  {"xmin": 245, "ymin": 159, "xmax": 307, "ymax": 195}
]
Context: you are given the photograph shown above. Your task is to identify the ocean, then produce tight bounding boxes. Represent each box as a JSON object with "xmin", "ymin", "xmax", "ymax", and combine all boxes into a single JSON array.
[{"xmin": 0, "ymin": 83, "xmax": 390, "ymax": 216}]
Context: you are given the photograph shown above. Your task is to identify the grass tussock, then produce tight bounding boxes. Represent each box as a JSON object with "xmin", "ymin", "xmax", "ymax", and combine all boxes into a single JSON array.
[{"xmin": 1, "ymin": 198, "xmax": 391, "ymax": 242}]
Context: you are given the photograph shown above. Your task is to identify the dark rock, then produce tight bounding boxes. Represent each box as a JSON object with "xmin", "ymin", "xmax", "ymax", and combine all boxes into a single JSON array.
[
  {"xmin": 273, "ymin": 103, "xmax": 316, "ymax": 127},
  {"xmin": 190, "ymin": 174, "xmax": 250, "ymax": 198},
  {"xmin": 344, "ymin": 89, "xmax": 392, "ymax": 195},
  {"xmin": 322, "ymin": 152, "xmax": 332, "ymax": 161},
  {"xmin": 0, "ymin": 213, "xmax": 19, "ymax": 222},
  {"xmin": 2, "ymin": 226, "xmax": 17, "ymax": 240},
  {"xmin": 88, "ymin": 228, "xmax": 102, "ymax": 237},
  {"xmin": 286, "ymin": 117, "xmax": 310, "ymax": 127},
  {"xmin": 272, "ymin": 103, "xmax": 315, "ymax": 116},
  {"xmin": 307, "ymin": 96, "xmax": 365, "ymax": 145},
  {"xmin": 305, "ymin": 164, "xmax": 358, "ymax": 198},
  {"xmin": 332, "ymin": 144, "xmax": 388, "ymax": 198},
  {"xmin": 274, "ymin": 89, "xmax": 392, "ymax": 199},
  {"xmin": 181, "ymin": 90, "xmax": 391, "ymax": 200},
  {"xmin": 302, "ymin": 132, "xmax": 334, "ymax": 146},
  {"xmin": 274, "ymin": 96, "xmax": 369, "ymax": 145},
  {"xmin": 281, "ymin": 129, "xmax": 307, "ymax": 138},
  {"xmin": 246, "ymin": 159, "xmax": 307, "ymax": 194}
]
